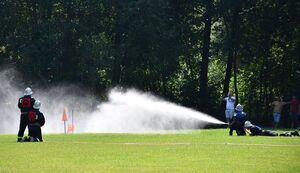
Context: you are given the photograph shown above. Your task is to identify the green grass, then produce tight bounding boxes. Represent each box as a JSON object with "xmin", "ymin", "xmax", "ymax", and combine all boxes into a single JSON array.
[{"xmin": 0, "ymin": 129, "xmax": 300, "ymax": 173}]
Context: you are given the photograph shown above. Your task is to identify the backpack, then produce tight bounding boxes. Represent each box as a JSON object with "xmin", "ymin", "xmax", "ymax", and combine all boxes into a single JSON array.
[
  {"xmin": 38, "ymin": 113, "xmax": 45, "ymax": 127},
  {"xmin": 28, "ymin": 111, "xmax": 37, "ymax": 123},
  {"xmin": 21, "ymin": 97, "xmax": 31, "ymax": 108}
]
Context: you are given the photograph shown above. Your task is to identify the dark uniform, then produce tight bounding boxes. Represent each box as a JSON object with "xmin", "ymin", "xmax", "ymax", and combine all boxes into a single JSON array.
[
  {"xmin": 17, "ymin": 96, "xmax": 35, "ymax": 141},
  {"xmin": 28, "ymin": 109, "xmax": 45, "ymax": 142},
  {"xmin": 229, "ymin": 111, "xmax": 246, "ymax": 136},
  {"xmin": 248, "ymin": 125, "xmax": 278, "ymax": 136}
]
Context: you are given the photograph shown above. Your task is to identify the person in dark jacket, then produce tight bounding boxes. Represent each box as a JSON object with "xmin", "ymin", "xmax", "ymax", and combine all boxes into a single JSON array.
[
  {"xmin": 17, "ymin": 87, "xmax": 35, "ymax": 142},
  {"xmin": 244, "ymin": 121, "xmax": 278, "ymax": 136},
  {"xmin": 28, "ymin": 100, "xmax": 45, "ymax": 142},
  {"xmin": 229, "ymin": 104, "xmax": 246, "ymax": 136}
]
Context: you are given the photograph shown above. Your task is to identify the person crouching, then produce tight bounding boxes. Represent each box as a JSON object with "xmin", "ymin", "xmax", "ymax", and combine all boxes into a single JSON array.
[
  {"xmin": 28, "ymin": 100, "xmax": 45, "ymax": 142},
  {"xmin": 229, "ymin": 104, "xmax": 246, "ymax": 136}
]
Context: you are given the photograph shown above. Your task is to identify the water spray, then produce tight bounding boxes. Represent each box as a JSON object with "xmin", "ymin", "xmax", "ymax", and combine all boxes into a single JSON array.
[
  {"xmin": 84, "ymin": 88, "xmax": 225, "ymax": 133},
  {"xmin": 0, "ymin": 68, "xmax": 225, "ymax": 134}
]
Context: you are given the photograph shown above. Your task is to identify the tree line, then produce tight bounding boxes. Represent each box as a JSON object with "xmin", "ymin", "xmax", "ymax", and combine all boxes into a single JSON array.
[{"xmin": 0, "ymin": 0, "xmax": 299, "ymax": 126}]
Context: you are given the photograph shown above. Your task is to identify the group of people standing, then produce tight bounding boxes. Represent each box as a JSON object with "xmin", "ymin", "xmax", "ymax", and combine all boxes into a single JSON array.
[
  {"xmin": 223, "ymin": 91, "xmax": 300, "ymax": 136},
  {"xmin": 17, "ymin": 87, "xmax": 45, "ymax": 142},
  {"xmin": 270, "ymin": 96, "xmax": 300, "ymax": 129}
]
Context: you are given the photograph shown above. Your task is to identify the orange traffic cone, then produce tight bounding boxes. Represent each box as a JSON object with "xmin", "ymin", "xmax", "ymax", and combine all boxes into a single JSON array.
[
  {"xmin": 62, "ymin": 108, "xmax": 68, "ymax": 134},
  {"xmin": 62, "ymin": 108, "xmax": 68, "ymax": 121}
]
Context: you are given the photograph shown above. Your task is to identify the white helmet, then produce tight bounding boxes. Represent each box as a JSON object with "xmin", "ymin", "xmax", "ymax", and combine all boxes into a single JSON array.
[
  {"xmin": 33, "ymin": 100, "xmax": 41, "ymax": 109},
  {"xmin": 235, "ymin": 104, "xmax": 243, "ymax": 111},
  {"xmin": 244, "ymin": 121, "xmax": 252, "ymax": 128},
  {"xmin": 24, "ymin": 87, "xmax": 33, "ymax": 96}
]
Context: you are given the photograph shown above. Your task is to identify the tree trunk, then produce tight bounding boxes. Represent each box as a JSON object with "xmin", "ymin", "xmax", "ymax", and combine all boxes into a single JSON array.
[
  {"xmin": 261, "ymin": 36, "xmax": 271, "ymax": 125},
  {"xmin": 111, "ymin": 1, "xmax": 123, "ymax": 85},
  {"xmin": 233, "ymin": 50, "xmax": 238, "ymax": 104},
  {"xmin": 223, "ymin": 1, "xmax": 241, "ymax": 101},
  {"xmin": 223, "ymin": 50, "xmax": 233, "ymax": 97},
  {"xmin": 199, "ymin": 0, "xmax": 212, "ymax": 112}
]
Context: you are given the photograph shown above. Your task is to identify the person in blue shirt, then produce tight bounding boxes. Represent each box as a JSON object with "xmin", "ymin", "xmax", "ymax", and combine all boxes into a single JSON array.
[
  {"xmin": 235, "ymin": 104, "xmax": 247, "ymax": 123},
  {"xmin": 229, "ymin": 104, "xmax": 246, "ymax": 136}
]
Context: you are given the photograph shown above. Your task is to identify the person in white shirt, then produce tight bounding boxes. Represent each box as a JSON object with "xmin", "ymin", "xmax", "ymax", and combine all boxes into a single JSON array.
[{"xmin": 223, "ymin": 91, "xmax": 235, "ymax": 125}]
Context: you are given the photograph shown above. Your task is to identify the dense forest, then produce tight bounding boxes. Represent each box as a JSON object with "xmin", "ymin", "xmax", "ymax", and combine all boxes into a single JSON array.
[{"xmin": 0, "ymin": 0, "xmax": 299, "ymax": 126}]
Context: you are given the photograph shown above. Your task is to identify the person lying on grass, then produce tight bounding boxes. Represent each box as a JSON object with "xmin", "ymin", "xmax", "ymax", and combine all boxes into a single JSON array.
[{"xmin": 244, "ymin": 121, "xmax": 278, "ymax": 136}]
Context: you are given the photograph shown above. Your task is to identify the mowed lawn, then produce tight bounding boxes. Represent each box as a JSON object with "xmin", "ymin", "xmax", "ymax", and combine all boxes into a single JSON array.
[{"xmin": 0, "ymin": 129, "xmax": 299, "ymax": 173}]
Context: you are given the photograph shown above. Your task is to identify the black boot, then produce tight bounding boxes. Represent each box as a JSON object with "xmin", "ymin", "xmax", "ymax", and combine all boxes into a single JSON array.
[
  {"xmin": 17, "ymin": 137, "xmax": 22, "ymax": 142},
  {"xmin": 291, "ymin": 131, "xmax": 299, "ymax": 136},
  {"xmin": 22, "ymin": 136, "xmax": 30, "ymax": 142}
]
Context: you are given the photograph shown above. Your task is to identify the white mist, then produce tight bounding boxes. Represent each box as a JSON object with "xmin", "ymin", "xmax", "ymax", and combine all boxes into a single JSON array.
[
  {"xmin": 0, "ymin": 68, "xmax": 225, "ymax": 134},
  {"xmin": 85, "ymin": 88, "xmax": 225, "ymax": 133}
]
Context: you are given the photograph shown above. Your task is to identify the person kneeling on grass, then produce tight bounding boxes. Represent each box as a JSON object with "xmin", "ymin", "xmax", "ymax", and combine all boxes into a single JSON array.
[
  {"xmin": 27, "ymin": 100, "xmax": 45, "ymax": 142},
  {"xmin": 244, "ymin": 121, "xmax": 278, "ymax": 136},
  {"xmin": 229, "ymin": 104, "xmax": 246, "ymax": 136}
]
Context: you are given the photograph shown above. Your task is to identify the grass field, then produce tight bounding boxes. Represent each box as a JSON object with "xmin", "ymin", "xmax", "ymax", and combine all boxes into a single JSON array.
[{"xmin": 0, "ymin": 129, "xmax": 299, "ymax": 173}]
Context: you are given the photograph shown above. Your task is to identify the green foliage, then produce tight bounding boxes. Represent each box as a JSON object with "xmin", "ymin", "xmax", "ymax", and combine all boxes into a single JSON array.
[{"xmin": 0, "ymin": 0, "xmax": 299, "ymax": 125}]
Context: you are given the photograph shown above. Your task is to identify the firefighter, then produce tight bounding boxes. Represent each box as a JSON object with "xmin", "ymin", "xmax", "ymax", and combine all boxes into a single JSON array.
[
  {"xmin": 17, "ymin": 87, "xmax": 35, "ymax": 142},
  {"xmin": 229, "ymin": 104, "xmax": 246, "ymax": 136},
  {"xmin": 244, "ymin": 121, "xmax": 278, "ymax": 136},
  {"xmin": 28, "ymin": 100, "xmax": 45, "ymax": 142}
]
